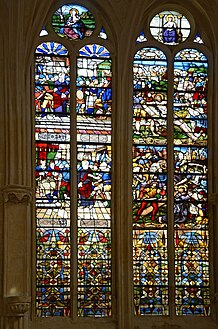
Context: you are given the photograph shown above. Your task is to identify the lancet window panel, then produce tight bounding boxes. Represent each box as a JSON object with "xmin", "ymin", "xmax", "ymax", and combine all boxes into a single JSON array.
[
  {"xmin": 76, "ymin": 44, "xmax": 112, "ymax": 317},
  {"xmin": 35, "ymin": 41, "xmax": 71, "ymax": 317},
  {"xmin": 133, "ymin": 47, "xmax": 169, "ymax": 316},
  {"xmin": 173, "ymin": 48, "xmax": 209, "ymax": 316}
]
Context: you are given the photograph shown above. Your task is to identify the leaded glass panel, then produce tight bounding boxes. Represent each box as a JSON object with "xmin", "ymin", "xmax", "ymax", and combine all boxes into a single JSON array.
[
  {"xmin": 133, "ymin": 47, "xmax": 169, "ymax": 316},
  {"xmin": 35, "ymin": 42, "xmax": 71, "ymax": 316},
  {"xmin": 77, "ymin": 44, "xmax": 112, "ymax": 317},
  {"xmin": 174, "ymin": 48, "xmax": 210, "ymax": 316}
]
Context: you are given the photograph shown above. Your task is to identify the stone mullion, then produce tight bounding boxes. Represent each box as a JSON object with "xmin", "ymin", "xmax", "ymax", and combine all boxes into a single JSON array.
[
  {"xmin": 116, "ymin": 32, "xmax": 134, "ymax": 329},
  {"xmin": 210, "ymin": 63, "xmax": 218, "ymax": 320},
  {"xmin": 167, "ymin": 52, "xmax": 175, "ymax": 318}
]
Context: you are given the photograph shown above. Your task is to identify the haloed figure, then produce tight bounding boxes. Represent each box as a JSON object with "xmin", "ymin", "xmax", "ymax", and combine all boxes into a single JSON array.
[
  {"xmin": 64, "ymin": 8, "xmax": 85, "ymax": 39},
  {"xmin": 162, "ymin": 14, "xmax": 179, "ymax": 44}
]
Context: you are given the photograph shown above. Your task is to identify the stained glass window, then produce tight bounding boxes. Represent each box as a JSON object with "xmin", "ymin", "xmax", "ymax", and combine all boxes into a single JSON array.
[
  {"xmin": 35, "ymin": 1, "xmax": 112, "ymax": 317},
  {"xmin": 35, "ymin": 2, "xmax": 212, "ymax": 322},
  {"xmin": 133, "ymin": 11, "xmax": 210, "ymax": 317},
  {"xmin": 35, "ymin": 40, "xmax": 112, "ymax": 318}
]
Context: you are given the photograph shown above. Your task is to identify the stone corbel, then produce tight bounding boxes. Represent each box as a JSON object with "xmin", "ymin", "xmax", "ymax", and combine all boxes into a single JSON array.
[
  {"xmin": 1, "ymin": 185, "xmax": 33, "ymax": 205},
  {"xmin": 6, "ymin": 297, "xmax": 31, "ymax": 317}
]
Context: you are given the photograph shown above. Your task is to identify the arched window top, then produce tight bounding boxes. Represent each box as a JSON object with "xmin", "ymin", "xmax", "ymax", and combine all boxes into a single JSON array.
[
  {"xmin": 175, "ymin": 48, "xmax": 208, "ymax": 61},
  {"xmin": 132, "ymin": 4, "xmax": 210, "ymax": 317},
  {"xmin": 79, "ymin": 44, "xmax": 111, "ymax": 58},
  {"xmin": 37, "ymin": 2, "xmax": 114, "ymax": 56},
  {"xmin": 134, "ymin": 47, "xmax": 166, "ymax": 60},
  {"xmin": 35, "ymin": 41, "xmax": 68, "ymax": 55},
  {"xmin": 132, "ymin": 2, "xmax": 215, "ymax": 53}
]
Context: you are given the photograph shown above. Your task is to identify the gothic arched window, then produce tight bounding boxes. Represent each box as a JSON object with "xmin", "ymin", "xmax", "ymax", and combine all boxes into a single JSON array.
[
  {"xmin": 35, "ymin": 3, "xmax": 112, "ymax": 318},
  {"xmin": 133, "ymin": 10, "xmax": 210, "ymax": 317},
  {"xmin": 32, "ymin": 2, "xmax": 215, "ymax": 329}
]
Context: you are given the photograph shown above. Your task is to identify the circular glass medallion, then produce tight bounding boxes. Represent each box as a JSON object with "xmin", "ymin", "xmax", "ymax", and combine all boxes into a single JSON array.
[
  {"xmin": 52, "ymin": 4, "xmax": 95, "ymax": 40},
  {"xmin": 150, "ymin": 11, "xmax": 190, "ymax": 45}
]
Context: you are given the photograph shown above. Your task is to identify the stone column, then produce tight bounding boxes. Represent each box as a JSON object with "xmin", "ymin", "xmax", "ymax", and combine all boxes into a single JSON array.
[
  {"xmin": 0, "ymin": 1, "xmax": 54, "ymax": 328},
  {"xmin": 2, "ymin": 186, "xmax": 33, "ymax": 329}
]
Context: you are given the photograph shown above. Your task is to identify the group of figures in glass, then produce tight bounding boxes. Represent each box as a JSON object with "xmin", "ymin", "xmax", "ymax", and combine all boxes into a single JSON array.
[{"xmin": 34, "ymin": 4, "xmax": 210, "ymax": 319}]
